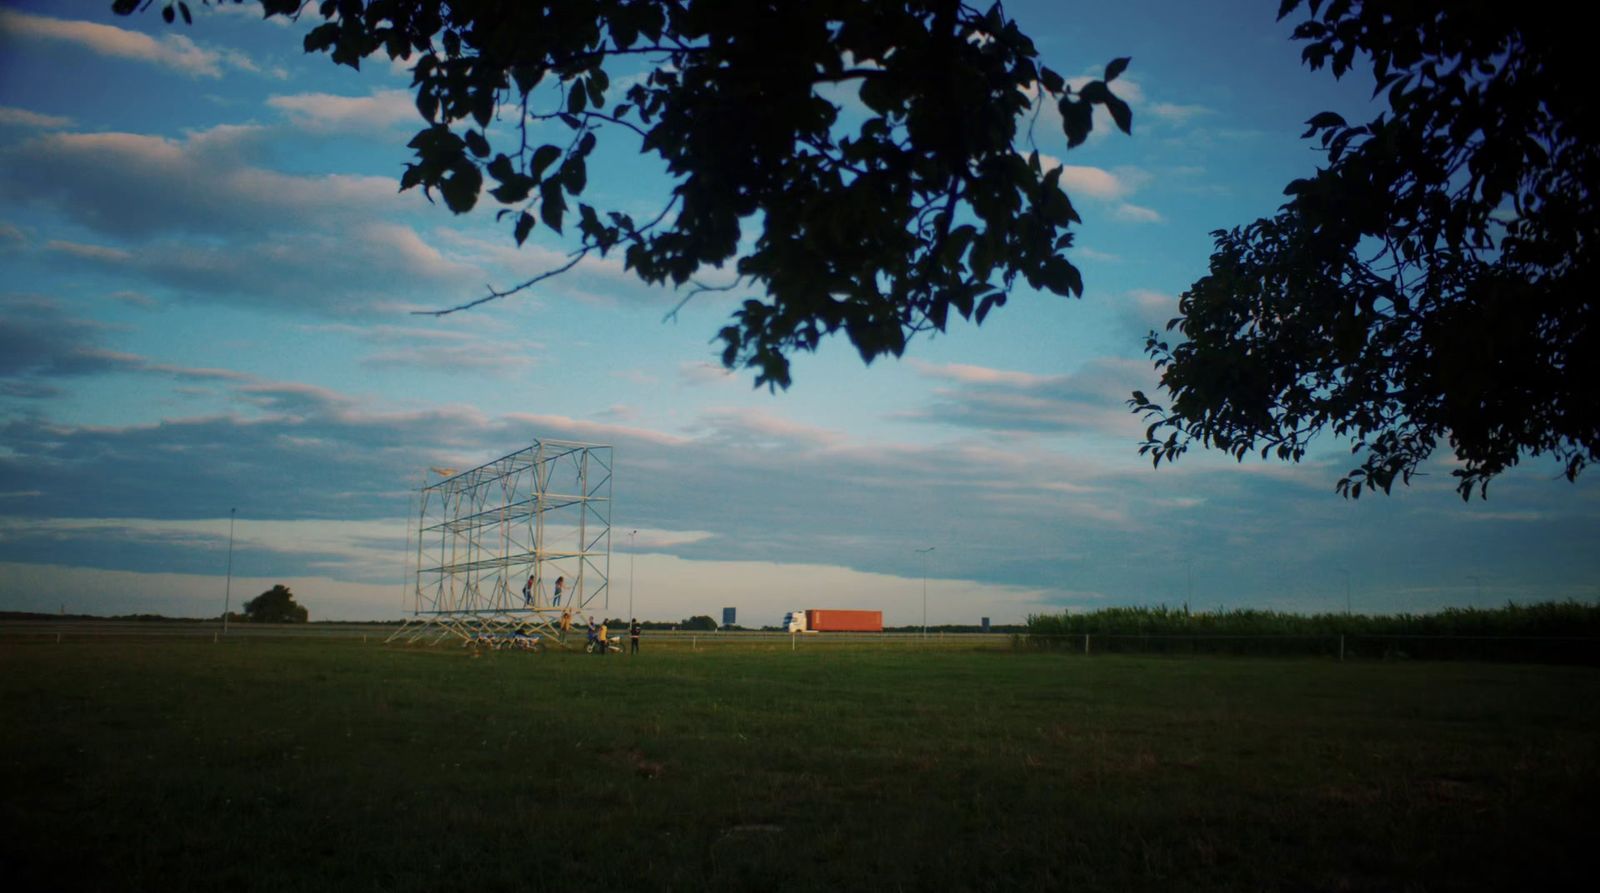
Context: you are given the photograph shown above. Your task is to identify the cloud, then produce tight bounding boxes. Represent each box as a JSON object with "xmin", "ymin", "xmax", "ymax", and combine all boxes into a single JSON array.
[
  {"xmin": 35, "ymin": 224, "xmax": 479, "ymax": 317},
  {"xmin": 1074, "ymin": 246, "xmax": 1121, "ymax": 263},
  {"xmin": 1119, "ymin": 289, "xmax": 1179, "ymax": 335},
  {"xmin": 1147, "ymin": 102, "xmax": 1213, "ymax": 125},
  {"xmin": 0, "ymin": 9, "xmax": 256, "ymax": 78},
  {"xmin": 612, "ymin": 369, "xmax": 660, "ymax": 386},
  {"xmin": 902, "ymin": 357, "xmax": 1158, "ymax": 438},
  {"xmin": 0, "ymin": 294, "xmax": 254, "ymax": 397},
  {"xmin": 0, "ymin": 295, "xmax": 123, "ymax": 383},
  {"xmin": 45, "ymin": 239, "xmax": 131, "ymax": 263},
  {"xmin": 1113, "ymin": 203, "xmax": 1164, "ymax": 224},
  {"xmin": 107, "ymin": 289, "xmax": 159, "ymax": 309},
  {"xmin": 1, "ymin": 127, "xmax": 399, "ymax": 240},
  {"xmin": 4, "ymin": 364, "xmax": 1595, "ymax": 615},
  {"xmin": 909, "ymin": 361, "xmax": 1063, "ymax": 389},
  {"xmin": 430, "ymin": 229, "xmax": 675, "ymax": 309},
  {"xmin": 268, "ymin": 89, "xmax": 418, "ymax": 132},
  {"xmin": 679, "ymin": 361, "xmax": 736, "ymax": 387},
  {"xmin": 1034, "ymin": 154, "xmax": 1132, "ymax": 201},
  {"xmin": 0, "ymin": 106, "xmax": 72, "ymax": 129},
  {"xmin": 350, "ymin": 324, "xmax": 539, "ymax": 376},
  {"xmin": 0, "ymin": 221, "xmax": 26, "ymax": 249}
]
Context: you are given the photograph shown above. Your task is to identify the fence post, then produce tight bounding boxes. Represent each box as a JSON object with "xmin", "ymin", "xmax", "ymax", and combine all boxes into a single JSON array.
[
  {"xmin": 1339, "ymin": 634, "xmax": 1345, "ymax": 662},
  {"xmin": 1084, "ymin": 633, "xmax": 1090, "ymax": 656},
  {"xmin": 693, "ymin": 635, "xmax": 697, "ymax": 651},
  {"xmin": 791, "ymin": 633, "xmax": 796, "ymax": 652}
]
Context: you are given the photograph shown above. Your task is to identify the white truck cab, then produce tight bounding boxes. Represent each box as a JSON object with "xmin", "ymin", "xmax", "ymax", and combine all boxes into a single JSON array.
[{"xmin": 782, "ymin": 610, "xmax": 808, "ymax": 633}]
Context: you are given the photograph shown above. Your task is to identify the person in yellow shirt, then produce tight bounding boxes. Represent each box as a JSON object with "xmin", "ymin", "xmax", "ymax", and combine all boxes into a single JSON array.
[{"xmin": 598, "ymin": 621, "xmax": 610, "ymax": 654}]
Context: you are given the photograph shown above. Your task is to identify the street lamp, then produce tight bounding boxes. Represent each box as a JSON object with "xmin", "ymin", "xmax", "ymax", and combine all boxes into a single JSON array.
[
  {"xmin": 1340, "ymin": 568, "xmax": 1351, "ymax": 615},
  {"xmin": 222, "ymin": 507, "xmax": 236, "ymax": 636},
  {"xmin": 915, "ymin": 547, "xmax": 935, "ymax": 638},
  {"xmin": 628, "ymin": 529, "xmax": 638, "ymax": 621}
]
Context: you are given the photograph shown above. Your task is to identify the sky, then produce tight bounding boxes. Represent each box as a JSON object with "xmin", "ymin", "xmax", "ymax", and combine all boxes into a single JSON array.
[{"xmin": 1, "ymin": 0, "xmax": 1596, "ymax": 626}]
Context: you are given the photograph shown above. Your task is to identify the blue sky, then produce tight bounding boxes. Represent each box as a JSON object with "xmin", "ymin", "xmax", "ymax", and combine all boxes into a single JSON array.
[{"xmin": 2, "ymin": 0, "xmax": 1595, "ymax": 624}]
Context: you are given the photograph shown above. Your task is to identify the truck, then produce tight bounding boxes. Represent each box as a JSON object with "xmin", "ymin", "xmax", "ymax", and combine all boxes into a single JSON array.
[{"xmin": 781, "ymin": 609, "xmax": 882, "ymax": 633}]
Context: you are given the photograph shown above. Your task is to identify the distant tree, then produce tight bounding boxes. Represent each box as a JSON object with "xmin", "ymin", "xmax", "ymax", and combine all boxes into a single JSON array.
[
  {"xmin": 681, "ymin": 614, "xmax": 718, "ymax": 631},
  {"xmin": 243, "ymin": 585, "xmax": 309, "ymax": 623},
  {"xmin": 118, "ymin": 1, "xmax": 1132, "ymax": 389},
  {"xmin": 1131, "ymin": 0, "xmax": 1598, "ymax": 499}
]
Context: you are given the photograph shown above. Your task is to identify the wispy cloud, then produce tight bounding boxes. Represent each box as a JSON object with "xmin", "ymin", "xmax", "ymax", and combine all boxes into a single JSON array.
[
  {"xmin": 0, "ymin": 106, "xmax": 72, "ymax": 129},
  {"xmin": 909, "ymin": 360, "xmax": 1064, "ymax": 388},
  {"xmin": 1035, "ymin": 153, "xmax": 1136, "ymax": 201},
  {"xmin": 1113, "ymin": 203, "xmax": 1164, "ymax": 224},
  {"xmin": 678, "ymin": 361, "xmax": 737, "ymax": 387},
  {"xmin": 1074, "ymin": 246, "xmax": 1122, "ymax": 263},
  {"xmin": 3, "ymin": 367, "xmax": 1594, "ymax": 615},
  {"xmin": 268, "ymin": 89, "xmax": 418, "ymax": 132},
  {"xmin": 1119, "ymin": 289, "xmax": 1179, "ymax": 335},
  {"xmin": 1, "ymin": 127, "xmax": 400, "ymax": 240},
  {"xmin": 0, "ymin": 9, "xmax": 260, "ymax": 79},
  {"xmin": 1147, "ymin": 102, "xmax": 1213, "ymax": 125}
]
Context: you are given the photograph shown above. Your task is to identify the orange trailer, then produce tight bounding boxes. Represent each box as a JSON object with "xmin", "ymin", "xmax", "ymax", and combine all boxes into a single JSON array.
[{"xmin": 804, "ymin": 609, "xmax": 883, "ymax": 632}]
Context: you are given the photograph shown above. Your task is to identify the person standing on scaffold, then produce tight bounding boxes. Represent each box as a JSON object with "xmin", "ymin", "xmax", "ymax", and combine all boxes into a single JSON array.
[
  {"xmin": 521, "ymin": 575, "xmax": 535, "ymax": 607},
  {"xmin": 553, "ymin": 575, "xmax": 565, "ymax": 607}
]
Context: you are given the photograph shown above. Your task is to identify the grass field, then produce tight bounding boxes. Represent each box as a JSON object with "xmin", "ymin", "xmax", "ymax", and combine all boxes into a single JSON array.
[{"xmin": 3, "ymin": 638, "xmax": 1598, "ymax": 891}]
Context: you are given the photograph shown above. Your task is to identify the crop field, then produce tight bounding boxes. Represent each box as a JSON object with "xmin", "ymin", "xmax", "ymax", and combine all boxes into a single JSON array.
[{"xmin": 2, "ymin": 637, "xmax": 1598, "ymax": 891}]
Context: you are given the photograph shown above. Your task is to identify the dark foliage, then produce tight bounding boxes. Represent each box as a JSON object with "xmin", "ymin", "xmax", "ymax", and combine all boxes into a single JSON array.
[
  {"xmin": 1025, "ymin": 601, "xmax": 1600, "ymax": 663},
  {"xmin": 1132, "ymin": 0, "xmax": 1598, "ymax": 499},
  {"xmin": 121, "ymin": 1, "xmax": 1131, "ymax": 389},
  {"xmin": 242, "ymin": 584, "xmax": 309, "ymax": 623}
]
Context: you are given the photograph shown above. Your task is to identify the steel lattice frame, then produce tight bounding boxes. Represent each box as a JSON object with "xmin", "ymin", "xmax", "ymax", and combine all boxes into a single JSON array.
[{"xmin": 389, "ymin": 439, "xmax": 612, "ymax": 647}]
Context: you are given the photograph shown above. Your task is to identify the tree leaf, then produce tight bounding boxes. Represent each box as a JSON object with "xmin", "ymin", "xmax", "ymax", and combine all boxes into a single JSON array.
[
  {"xmin": 530, "ymin": 144, "xmax": 562, "ymax": 177},
  {"xmin": 539, "ymin": 179, "xmax": 566, "ymax": 233},
  {"xmin": 1105, "ymin": 95, "xmax": 1132, "ymax": 135},
  {"xmin": 1038, "ymin": 66, "xmax": 1065, "ymax": 94}
]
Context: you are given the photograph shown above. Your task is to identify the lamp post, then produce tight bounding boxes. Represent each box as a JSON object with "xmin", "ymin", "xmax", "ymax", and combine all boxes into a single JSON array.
[
  {"xmin": 1341, "ymin": 568, "xmax": 1351, "ymax": 615},
  {"xmin": 915, "ymin": 547, "xmax": 935, "ymax": 638},
  {"xmin": 222, "ymin": 507, "xmax": 236, "ymax": 636},
  {"xmin": 628, "ymin": 529, "xmax": 638, "ymax": 621}
]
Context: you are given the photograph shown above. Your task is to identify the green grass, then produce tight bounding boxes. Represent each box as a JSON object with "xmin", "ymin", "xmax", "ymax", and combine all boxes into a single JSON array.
[{"xmin": 3, "ymin": 639, "xmax": 1598, "ymax": 891}]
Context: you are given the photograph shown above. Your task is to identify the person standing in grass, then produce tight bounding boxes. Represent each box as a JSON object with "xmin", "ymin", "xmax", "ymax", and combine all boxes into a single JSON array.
[
  {"xmin": 585, "ymin": 615, "xmax": 596, "ymax": 651},
  {"xmin": 598, "ymin": 620, "xmax": 610, "ymax": 655},
  {"xmin": 560, "ymin": 608, "xmax": 572, "ymax": 634},
  {"xmin": 630, "ymin": 618, "xmax": 641, "ymax": 654}
]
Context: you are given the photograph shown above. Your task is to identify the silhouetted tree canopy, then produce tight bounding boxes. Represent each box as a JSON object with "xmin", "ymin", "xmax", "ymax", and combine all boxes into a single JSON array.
[
  {"xmin": 1131, "ymin": 0, "xmax": 1598, "ymax": 499},
  {"xmin": 119, "ymin": 0, "xmax": 1132, "ymax": 389},
  {"xmin": 681, "ymin": 614, "xmax": 718, "ymax": 631},
  {"xmin": 243, "ymin": 584, "xmax": 310, "ymax": 623}
]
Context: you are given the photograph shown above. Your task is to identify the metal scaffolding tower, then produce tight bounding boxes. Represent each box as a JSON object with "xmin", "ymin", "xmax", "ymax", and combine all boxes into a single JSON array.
[{"xmin": 389, "ymin": 439, "xmax": 613, "ymax": 647}]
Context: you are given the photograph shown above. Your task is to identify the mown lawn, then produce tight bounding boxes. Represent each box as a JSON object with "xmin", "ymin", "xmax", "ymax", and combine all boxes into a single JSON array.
[{"xmin": 2, "ymin": 638, "xmax": 1597, "ymax": 891}]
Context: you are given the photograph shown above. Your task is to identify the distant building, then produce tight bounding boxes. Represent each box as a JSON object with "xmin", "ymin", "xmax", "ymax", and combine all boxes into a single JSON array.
[
  {"xmin": 981, "ymin": 617, "xmax": 991, "ymax": 633},
  {"xmin": 722, "ymin": 607, "xmax": 736, "ymax": 627}
]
